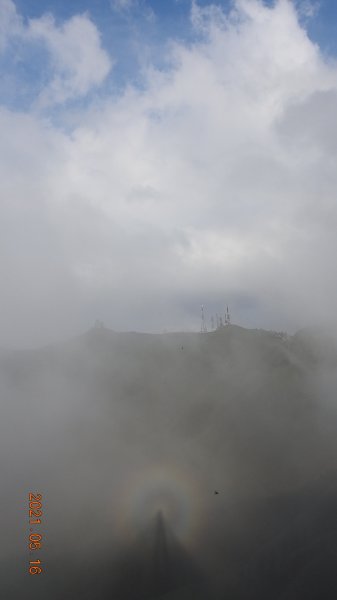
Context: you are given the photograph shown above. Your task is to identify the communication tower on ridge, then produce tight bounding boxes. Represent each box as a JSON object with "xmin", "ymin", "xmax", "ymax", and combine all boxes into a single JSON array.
[
  {"xmin": 200, "ymin": 304, "xmax": 207, "ymax": 333},
  {"xmin": 225, "ymin": 305, "xmax": 231, "ymax": 326}
]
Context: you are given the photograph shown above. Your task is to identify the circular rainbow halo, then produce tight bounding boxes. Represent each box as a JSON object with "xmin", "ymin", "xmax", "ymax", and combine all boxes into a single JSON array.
[{"xmin": 116, "ymin": 463, "xmax": 202, "ymax": 547}]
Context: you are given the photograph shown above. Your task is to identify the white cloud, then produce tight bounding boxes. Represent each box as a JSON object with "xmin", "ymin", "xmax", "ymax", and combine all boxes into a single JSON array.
[
  {"xmin": 2, "ymin": 0, "xmax": 337, "ymax": 344},
  {"xmin": 0, "ymin": 0, "xmax": 22, "ymax": 51},
  {"xmin": 0, "ymin": 1, "xmax": 112, "ymax": 106},
  {"xmin": 28, "ymin": 13, "xmax": 112, "ymax": 106},
  {"xmin": 110, "ymin": 0, "xmax": 138, "ymax": 10},
  {"xmin": 110, "ymin": 0, "xmax": 155, "ymax": 22},
  {"xmin": 296, "ymin": 0, "xmax": 320, "ymax": 19}
]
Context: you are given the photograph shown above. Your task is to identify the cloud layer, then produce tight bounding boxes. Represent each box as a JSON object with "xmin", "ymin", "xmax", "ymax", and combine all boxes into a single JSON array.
[
  {"xmin": 1, "ymin": 0, "xmax": 337, "ymax": 346},
  {"xmin": 0, "ymin": 0, "xmax": 112, "ymax": 106}
]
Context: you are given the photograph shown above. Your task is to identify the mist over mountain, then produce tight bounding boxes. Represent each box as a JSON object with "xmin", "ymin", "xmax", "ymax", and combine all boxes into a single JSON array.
[
  {"xmin": 2, "ymin": 323, "xmax": 337, "ymax": 599},
  {"xmin": 3, "ymin": 1, "xmax": 337, "ymax": 598}
]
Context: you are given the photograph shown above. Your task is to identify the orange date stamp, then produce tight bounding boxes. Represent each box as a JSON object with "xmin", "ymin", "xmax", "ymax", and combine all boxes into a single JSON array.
[{"xmin": 28, "ymin": 493, "xmax": 43, "ymax": 575}]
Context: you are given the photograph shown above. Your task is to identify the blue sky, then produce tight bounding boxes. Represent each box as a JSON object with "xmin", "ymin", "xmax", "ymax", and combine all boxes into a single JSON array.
[
  {"xmin": 10, "ymin": 0, "xmax": 337, "ymax": 52},
  {"xmin": 3, "ymin": 0, "xmax": 337, "ymax": 111},
  {"xmin": 2, "ymin": 0, "xmax": 337, "ymax": 346}
]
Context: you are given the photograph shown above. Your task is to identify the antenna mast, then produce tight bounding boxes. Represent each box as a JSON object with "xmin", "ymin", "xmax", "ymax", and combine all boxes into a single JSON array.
[
  {"xmin": 200, "ymin": 304, "xmax": 207, "ymax": 333},
  {"xmin": 225, "ymin": 305, "xmax": 231, "ymax": 326}
]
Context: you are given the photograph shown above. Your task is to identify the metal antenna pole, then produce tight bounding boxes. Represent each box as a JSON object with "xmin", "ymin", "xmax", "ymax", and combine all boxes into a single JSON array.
[{"xmin": 201, "ymin": 304, "xmax": 207, "ymax": 333}]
